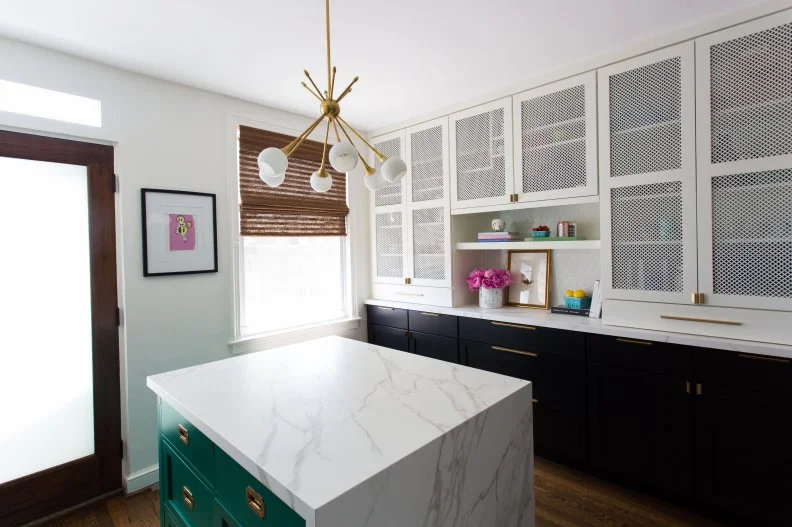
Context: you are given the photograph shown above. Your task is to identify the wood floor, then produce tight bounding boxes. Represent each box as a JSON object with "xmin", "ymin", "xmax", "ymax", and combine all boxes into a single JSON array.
[{"xmin": 39, "ymin": 457, "xmax": 722, "ymax": 527}]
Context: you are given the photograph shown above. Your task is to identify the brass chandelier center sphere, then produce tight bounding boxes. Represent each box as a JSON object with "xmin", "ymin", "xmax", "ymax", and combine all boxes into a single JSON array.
[{"xmin": 321, "ymin": 99, "xmax": 341, "ymax": 118}]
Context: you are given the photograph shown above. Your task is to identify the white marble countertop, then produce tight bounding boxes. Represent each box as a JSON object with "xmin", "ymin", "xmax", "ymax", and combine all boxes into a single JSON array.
[
  {"xmin": 364, "ymin": 299, "xmax": 792, "ymax": 360},
  {"xmin": 147, "ymin": 336, "xmax": 531, "ymax": 525}
]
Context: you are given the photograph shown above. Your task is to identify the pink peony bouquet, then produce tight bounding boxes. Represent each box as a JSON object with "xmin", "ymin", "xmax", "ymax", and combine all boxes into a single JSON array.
[{"xmin": 466, "ymin": 268, "xmax": 514, "ymax": 290}]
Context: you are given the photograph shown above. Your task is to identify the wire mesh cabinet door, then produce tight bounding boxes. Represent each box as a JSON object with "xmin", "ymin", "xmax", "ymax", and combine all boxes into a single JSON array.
[
  {"xmin": 450, "ymin": 98, "xmax": 514, "ymax": 210},
  {"xmin": 513, "ymin": 72, "xmax": 598, "ymax": 202},
  {"xmin": 371, "ymin": 130, "xmax": 409, "ymax": 285},
  {"xmin": 405, "ymin": 117, "xmax": 451, "ymax": 287},
  {"xmin": 599, "ymin": 42, "xmax": 698, "ymax": 304},
  {"xmin": 696, "ymin": 11, "xmax": 792, "ymax": 311}
]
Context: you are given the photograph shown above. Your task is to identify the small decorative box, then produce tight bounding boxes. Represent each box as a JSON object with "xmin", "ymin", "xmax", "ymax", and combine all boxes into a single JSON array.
[
  {"xmin": 531, "ymin": 231, "xmax": 550, "ymax": 238},
  {"xmin": 564, "ymin": 296, "xmax": 592, "ymax": 310}
]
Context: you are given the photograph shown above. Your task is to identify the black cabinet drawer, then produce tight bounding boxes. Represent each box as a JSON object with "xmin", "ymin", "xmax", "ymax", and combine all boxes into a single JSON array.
[
  {"xmin": 366, "ymin": 305, "xmax": 408, "ymax": 330},
  {"xmin": 411, "ymin": 331, "xmax": 459, "ymax": 363},
  {"xmin": 408, "ymin": 310, "xmax": 457, "ymax": 338},
  {"xmin": 368, "ymin": 324, "xmax": 409, "ymax": 351},
  {"xmin": 459, "ymin": 317, "xmax": 584, "ymax": 362},
  {"xmin": 534, "ymin": 395, "xmax": 587, "ymax": 466},
  {"xmin": 587, "ymin": 334, "xmax": 692, "ymax": 378},
  {"xmin": 697, "ymin": 348, "xmax": 792, "ymax": 396},
  {"xmin": 461, "ymin": 339, "xmax": 584, "ymax": 402}
]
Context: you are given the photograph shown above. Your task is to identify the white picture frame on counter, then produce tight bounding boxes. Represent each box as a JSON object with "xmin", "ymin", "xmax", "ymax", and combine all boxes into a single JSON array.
[{"xmin": 506, "ymin": 249, "xmax": 551, "ymax": 309}]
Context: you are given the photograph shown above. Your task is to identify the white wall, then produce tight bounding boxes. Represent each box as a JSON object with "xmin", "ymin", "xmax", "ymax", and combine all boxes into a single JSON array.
[{"xmin": 0, "ymin": 36, "xmax": 370, "ymax": 486}]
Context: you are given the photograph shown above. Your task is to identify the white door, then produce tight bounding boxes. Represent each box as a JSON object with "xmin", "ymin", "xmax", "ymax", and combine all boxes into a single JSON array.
[
  {"xmin": 513, "ymin": 72, "xmax": 597, "ymax": 202},
  {"xmin": 696, "ymin": 11, "xmax": 792, "ymax": 311},
  {"xmin": 405, "ymin": 117, "xmax": 451, "ymax": 287},
  {"xmin": 450, "ymin": 98, "xmax": 514, "ymax": 210},
  {"xmin": 370, "ymin": 130, "xmax": 409, "ymax": 285},
  {"xmin": 599, "ymin": 42, "xmax": 698, "ymax": 304}
]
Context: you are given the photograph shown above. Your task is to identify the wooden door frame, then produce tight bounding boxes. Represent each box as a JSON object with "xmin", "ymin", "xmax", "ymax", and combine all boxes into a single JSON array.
[{"xmin": 0, "ymin": 130, "xmax": 121, "ymax": 526}]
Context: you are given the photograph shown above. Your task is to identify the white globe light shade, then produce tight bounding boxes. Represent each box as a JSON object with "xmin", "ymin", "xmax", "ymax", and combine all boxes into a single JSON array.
[
  {"xmin": 328, "ymin": 142, "xmax": 359, "ymax": 173},
  {"xmin": 381, "ymin": 156, "xmax": 407, "ymax": 183},
  {"xmin": 363, "ymin": 169, "xmax": 386, "ymax": 191},
  {"xmin": 257, "ymin": 147, "xmax": 288, "ymax": 179},
  {"xmin": 310, "ymin": 170, "xmax": 333, "ymax": 193},
  {"xmin": 260, "ymin": 169, "xmax": 285, "ymax": 188}
]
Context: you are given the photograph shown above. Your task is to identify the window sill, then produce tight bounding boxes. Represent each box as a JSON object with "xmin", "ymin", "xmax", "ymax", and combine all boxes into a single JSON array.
[{"xmin": 229, "ymin": 317, "xmax": 363, "ymax": 355}]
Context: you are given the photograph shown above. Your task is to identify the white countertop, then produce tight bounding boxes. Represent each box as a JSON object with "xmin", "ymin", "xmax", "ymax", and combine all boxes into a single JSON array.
[
  {"xmin": 364, "ymin": 299, "xmax": 792, "ymax": 360},
  {"xmin": 147, "ymin": 336, "xmax": 530, "ymax": 525}
]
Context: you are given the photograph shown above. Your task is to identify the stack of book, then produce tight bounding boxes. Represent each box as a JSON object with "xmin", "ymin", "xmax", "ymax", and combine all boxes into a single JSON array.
[{"xmin": 477, "ymin": 232, "xmax": 520, "ymax": 242}]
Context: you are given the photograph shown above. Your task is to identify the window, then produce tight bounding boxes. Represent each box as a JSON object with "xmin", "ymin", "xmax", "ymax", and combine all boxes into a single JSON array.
[
  {"xmin": 237, "ymin": 125, "xmax": 351, "ymax": 336},
  {"xmin": 0, "ymin": 79, "xmax": 101, "ymax": 127}
]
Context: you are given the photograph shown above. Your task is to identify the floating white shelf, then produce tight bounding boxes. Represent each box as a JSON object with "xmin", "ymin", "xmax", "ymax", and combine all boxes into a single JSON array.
[{"xmin": 456, "ymin": 240, "xmax": 601, "ymax": 250}]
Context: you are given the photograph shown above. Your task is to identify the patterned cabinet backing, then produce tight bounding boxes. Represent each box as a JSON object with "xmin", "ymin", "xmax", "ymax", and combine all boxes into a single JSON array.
[
  {"xmin": 696, "ymin": 11, "xmax": 792, "ymax": 311},
  {"xmin": 374, "ymin": 211, "xmax": 404, "ymax": 283},
  {"xmin": 372, "ymin": 132, "xmax": 406, "ymax": 208},
  {"xmin": 513, "ymin": 72, "xmax": 597, "ymax": 201},
  {"xmin": 450, "ymin": 98, "xmax": 514, "ymax": 209},
  {"xmin": 408, "ymin": 122, "xmax": 446, "ymax": 204},
  {"xmin": 599, "ymin": 42, "xmax": 698, "ymax": 304}
]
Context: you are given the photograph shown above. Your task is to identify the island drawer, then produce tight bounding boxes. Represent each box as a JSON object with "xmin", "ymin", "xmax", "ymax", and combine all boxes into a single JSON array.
[
  {"xmin": 367, "ymin": 305, "xmax": 408, "ymax": 329},
  {"xmin": 160, "ymin": 401, "xmax": 215, "ymax": 484},
  {"xmin": 587, "ymin": 334, "xmax": 692, "ymax": 378},
  {"xmin": 461, "ymin": 339, "xmax": 585, "ymax": 402},
  {"xmin": 408, "ymin": 310, "xmax": 457, "ymax": 338},
  {"xmin": 162, "ymin": 441, "xmax": 214, "ymax": 527},
  {"xmin": 697, "ymin": 348, "xmax": 792, "ymax": 395},
  {"xmin": 214, "ymin": 447, "xmax": 306, "ymax": 527},
  {"xmin": 459, "ymin": 317, "xmax": 585, "ymax": 362}
]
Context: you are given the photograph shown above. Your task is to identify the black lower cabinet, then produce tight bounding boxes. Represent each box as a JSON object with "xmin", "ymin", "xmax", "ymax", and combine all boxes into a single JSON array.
[
  {"xmin": 410, "ymin": 331, "xmax": 459, "ymax": 363},
  {"xmin": 368, "ymin": 323, "xmax": 409, "ymax": 351}
]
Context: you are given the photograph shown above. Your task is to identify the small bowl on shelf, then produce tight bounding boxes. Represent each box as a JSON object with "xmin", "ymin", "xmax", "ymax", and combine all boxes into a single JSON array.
[
  {"xmin": 531, "ymin": 231, "xmax": 550, "ymax": 238},
  {"xmin": 564, "ymin": 296, "xmax": 592, "ymax": 310}
]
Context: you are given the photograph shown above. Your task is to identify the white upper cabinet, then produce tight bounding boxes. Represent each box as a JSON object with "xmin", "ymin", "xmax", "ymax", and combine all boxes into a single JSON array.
[
  {"xmin": 695, "ymin": 11, "xmax": 792, "ymax": 311},
  {"xmin": 513, "ymin": 72, "xmax": 598, "ymax": 202},
  {"xmin": 599, "ymin": 42, "xmax": 698, "ymax": 304},
  {"xmin": 371, "ymin": 130, "xmax": 408, "ymax": 285},
  {"xmin": 405, "ymin": 117, "xmax": 451, "ymax": 287},
  {"xmin": 450, "ymin": 98, "xmax": 514, "ymax": 210}
]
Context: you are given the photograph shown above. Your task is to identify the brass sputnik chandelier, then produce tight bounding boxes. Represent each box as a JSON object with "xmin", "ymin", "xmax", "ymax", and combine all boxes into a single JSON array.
[{"xmin": 257, "ymin": 0, "xmax": 406, "ymax": 193}]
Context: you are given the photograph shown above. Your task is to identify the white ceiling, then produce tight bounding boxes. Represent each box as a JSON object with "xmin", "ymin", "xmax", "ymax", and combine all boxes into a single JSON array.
[{"xmin": 0, "ymin": 0, "xmax": 761, "ymax": 130}]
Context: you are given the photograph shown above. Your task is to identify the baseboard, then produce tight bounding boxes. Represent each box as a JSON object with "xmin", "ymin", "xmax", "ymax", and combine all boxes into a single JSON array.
[{"xmin": 124, "ymin": 464, "xmax": 158, "ymax": 495}]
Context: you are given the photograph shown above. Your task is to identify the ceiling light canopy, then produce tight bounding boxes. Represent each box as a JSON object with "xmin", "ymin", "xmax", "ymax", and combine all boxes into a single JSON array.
[{"xmin": 257, "ymin": 0, "xmax": 406, "ymax": 193}]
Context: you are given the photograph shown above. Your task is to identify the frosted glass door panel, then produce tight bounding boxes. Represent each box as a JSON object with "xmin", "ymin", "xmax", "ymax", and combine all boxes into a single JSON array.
[{"xmin": 0, "ymin": 157, "xmax": 94, "ymax": 485}]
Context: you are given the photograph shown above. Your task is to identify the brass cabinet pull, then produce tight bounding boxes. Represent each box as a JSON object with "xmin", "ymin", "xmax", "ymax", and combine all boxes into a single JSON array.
[
  {"xmin": 246, "ymin": 486, "xmax": 266, "ymax": 519},
  {"xmin": 395, "ymin": 292, "xmax": 424, "ymax": 297},
  {"xmin": 492, "ymin": 345, "xmax": 538, "ymax": 358},
  {"xmin": 532, "ymin": 398, "xmax": 539, "ymax": 404},
  {"xmin": 738, "ymin": 353, "xmax": 790, "ymax": 364},
  {"xmin": 182, "ymin": 487, "xmax": 194, "ymax": 511},
  {"xmin": 420, "ymin": 312, "xmax": 440, "ymax": 317},
  {"xmin": 491, "ymin": 321, "xmax": 536, "ymax": 331},
  {"xmin": 376, "ymin": 306, "xmax": 395, "ymax": 311},
  {"xmin": 660, "ymin": 315, "xmax": 742, "ymax": 326},
  {"xmin": 177, "ymin": 424, "xmax": 189, "ymax": 446},
  {"xmin": 696, "ymin": 383, "xmax": 703, "ymax": 396},
  {"xmin": 616, "ymin": 337, "xmax": 653, "ymax": 346}
]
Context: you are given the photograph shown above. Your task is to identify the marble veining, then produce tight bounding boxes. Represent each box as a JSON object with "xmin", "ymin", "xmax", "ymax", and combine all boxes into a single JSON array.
[
  {"xmin": 364, "ymin": 299, "xmax": 792, "ymax": 360},
  {"xmin": 147, "ymin": 336, "xmax": 533, "ymax": 527}
]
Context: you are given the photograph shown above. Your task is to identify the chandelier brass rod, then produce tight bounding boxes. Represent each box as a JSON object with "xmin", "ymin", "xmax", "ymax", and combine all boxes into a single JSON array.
[
  {"xmin": 303, "ymin": 70, "xmax": 324, "ymax": 100},
  {"xmin": 337, "ymin": 116, "xmax": 386, "ymax": 161},
  {"xmin": 336, "ymin": 119, "xmax": 377, "ymax": 175},
  {"xmin": 330, "ymin": 66, "xmax": 337, "ymax": 98},
  {"xmin": 326, "ymin": 0, "xmax": 332, "ymax": 94},
  {"xmin": 331, "ymin": 118, "xmax": 341, "ymax": 142},
  {"xmin": 319, "ymin": 118, "xmax": 331, "ymax": 173},
  {"xmin": 301, "ymin": 82, "xmax": 323, "ymax": 102},
  {"xmin": 283, "ymin": 114, "xmax": 326, "ymax": 156},
  {"xmin": 335, "ymin": 76, "xmax": 359, "ymax": 103}
]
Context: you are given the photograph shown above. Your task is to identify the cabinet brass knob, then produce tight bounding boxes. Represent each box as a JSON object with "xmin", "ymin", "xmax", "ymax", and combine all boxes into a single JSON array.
[
  {"xmin": 246, "ymin": 486, "xmax": 266, "ymax": 519},
  {"xmin": 177, "ymin": 424, "xmax": 189, "ymax": 446}
]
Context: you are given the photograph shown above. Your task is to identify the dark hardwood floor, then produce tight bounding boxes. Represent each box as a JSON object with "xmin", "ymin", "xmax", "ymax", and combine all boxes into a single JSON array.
[{"xmin": 35, "ymin": 457, "xmax": 721, "ymax": 526}]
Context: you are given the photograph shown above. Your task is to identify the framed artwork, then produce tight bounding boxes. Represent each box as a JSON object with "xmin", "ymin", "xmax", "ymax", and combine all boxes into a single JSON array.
[
  {"xmin": 141, "ymin": 188, "xmax": 218, "ymax": 276},
  {"xmin": 506, "ymin": 250, "xmax": 551, "ymax": 309}
]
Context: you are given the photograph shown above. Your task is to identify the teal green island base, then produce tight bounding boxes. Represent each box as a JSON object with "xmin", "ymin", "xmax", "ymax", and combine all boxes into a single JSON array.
[{"xmin": 158, "ymin": 400, "xmax": 305, "ymax": 527}]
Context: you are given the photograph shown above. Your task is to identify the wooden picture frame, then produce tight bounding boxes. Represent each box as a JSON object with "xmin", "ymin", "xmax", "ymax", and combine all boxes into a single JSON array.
[
  {"xmin": 141, "ymin": 188, "xmax": 218, "ymax": 277},
  {"xmin": 506, "ymin": 249, "xmax": 551, "ymax": 309}
]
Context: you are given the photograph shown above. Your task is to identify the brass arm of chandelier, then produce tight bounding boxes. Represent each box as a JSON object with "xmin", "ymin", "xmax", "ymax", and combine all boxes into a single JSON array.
[
  {"xmin": 317, "ymin": 118, "xmax": 331, "ymax": 177},
  {"xmin": 330, "ymin": 66, "xmax": 337, "ymax": 98},
  {"xmin": 335, "ymin": 118, "xmax": 377, "ymax": 176},
  {"xmin": 331, "ymin": 118, "xmax": 341, "ymax": 142},
  {"xmin": 303, "ymin": 70, "xmax": 324, "ymax": 100},
  {"xmin": 335, "ymin": 76, "xmax": 359, "ymax": 103},
  {"xmin": 283, "ymin": 114, "xmax": 327, "ymax": 156},
  {"xmin": 301, "ymin": 82, "xmax": 323, "ymax": 102},
  {"xmin": 337, "ymin": 115, "xmax": 386, "ymax": 162}
]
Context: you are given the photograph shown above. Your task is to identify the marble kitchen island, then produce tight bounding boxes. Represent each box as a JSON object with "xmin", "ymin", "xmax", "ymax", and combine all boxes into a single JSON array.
[{"xmin": 147, "ymin": 336, "xmax": 534, "ymax": 527}]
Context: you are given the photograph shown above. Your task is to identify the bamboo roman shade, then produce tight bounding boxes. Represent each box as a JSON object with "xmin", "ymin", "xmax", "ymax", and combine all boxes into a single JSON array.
[{"xmin": 238, "ymin": 125, "xmax": 348, "ymax": 236}]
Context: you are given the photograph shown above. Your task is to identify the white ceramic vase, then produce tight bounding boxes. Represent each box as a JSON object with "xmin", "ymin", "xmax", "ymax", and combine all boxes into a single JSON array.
[{"xmin": 479, "ymin": 287, "xmax": 504, "ymax": 309}]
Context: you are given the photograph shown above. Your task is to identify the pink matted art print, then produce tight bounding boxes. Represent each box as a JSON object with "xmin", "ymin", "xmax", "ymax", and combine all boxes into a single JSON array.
[{"xmin": 169, "ymin": 214, "xmax": 196, "ymax": 251}]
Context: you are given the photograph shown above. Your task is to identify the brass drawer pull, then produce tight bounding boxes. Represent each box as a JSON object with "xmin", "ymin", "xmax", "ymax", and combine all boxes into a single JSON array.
[
  {"xmin": 532, "ymin": 398, "xmax": 539, "ymax": 404},
  {"xmin": 395, "ymin": 292, "xmax": 424, "ymax": 297},
  {"xmin": 491, "ymin": 321, "xmax": 536, "ymax": 331},
  {"xmin": 182, "ymin": 487, "xmax": 194, "ymax": 511},
  {"xmin": 420, "ymin": 312, "xmax": 440, "ymax": 317},
  {"xmin": 738, "ymin": 353, "xmax": 790, "ymax": 364},
  {"xmin": 616, "ymin": 338, "xmax": 653, "ymax": 346},
  {"xmin": 177, "ymin": 424, "xmax": 189, "ymax": 446},
  {"xmin": 660, "ymin": 315, "xmax": 742, "ymax": 326},
  {"xmin": 376, "ymin": 306, "xmax": 395, "ymax": 311},
  {"xmin": 492, "ymin": 345, "xmax": 538, "ymax": 358},
  {"xmin": 246, "ymin": 486, "xmax": 266, "ymax": 519}
]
